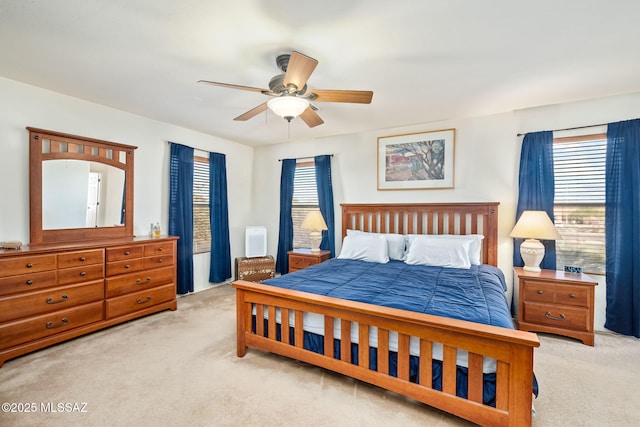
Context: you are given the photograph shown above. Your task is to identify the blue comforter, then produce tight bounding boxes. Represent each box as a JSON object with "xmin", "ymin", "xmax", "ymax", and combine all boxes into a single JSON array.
[{"xmin": 263, "ymin": 258, "xmax": 514, "ymax": 330}]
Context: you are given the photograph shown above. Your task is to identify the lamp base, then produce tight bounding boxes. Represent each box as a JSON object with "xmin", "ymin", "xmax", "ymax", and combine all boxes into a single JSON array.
[
  {"xmin": 520, "ymin": 239, "xmax": 545, "ymax": 273},
  {"xmin": 309, "ymin": 230, "xmax": 322, "ymax": 252}
]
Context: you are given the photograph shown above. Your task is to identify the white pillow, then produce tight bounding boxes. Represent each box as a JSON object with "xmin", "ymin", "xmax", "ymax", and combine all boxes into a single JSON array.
[
  {"xmin": 405, "ymin": 234, "xmax": 484, "ymax": 265},
  {"xmin": 404, "ymin": 237, "xmax": 471, "ymax": 269},
  {"xmin": 338, "ymin": 234, "xmax": 389, "ymax": 263},
  {"xmin": 347, "ymin": 229, "xmax": 406, "ymax": 260}
]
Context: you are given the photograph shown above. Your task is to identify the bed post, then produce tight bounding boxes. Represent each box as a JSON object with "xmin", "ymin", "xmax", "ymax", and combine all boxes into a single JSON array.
[{"xmin": 235, "ymin": 286, "xmax": 248, "ymax": 357}]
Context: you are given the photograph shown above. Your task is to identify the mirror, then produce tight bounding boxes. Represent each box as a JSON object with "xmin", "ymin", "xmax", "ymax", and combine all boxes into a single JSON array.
[
  {"xmin": 28, "ymin": 127, "xmax": 136, "ymax": 244},
  {"xmin": 42, "ymin": 160, "xmax": 125, "ymax": 230}
]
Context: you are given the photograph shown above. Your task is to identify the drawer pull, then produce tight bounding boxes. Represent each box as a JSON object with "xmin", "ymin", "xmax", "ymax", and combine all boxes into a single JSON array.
[
  {"xmin": 158, "ymin": 247, "xmax": 164, "ymax": 252},
  {"xmin": 46, "ymin": 318, "xmax": 68, "ymax": 329},
  {"xmin": 124, "ymin": 264, "xmax": 130, "ymax": 269},
  {"xmin": 569, "ymin": 293, "xmax": 576, "ymax": 298},
  {"xmin": 26, "ymin": 263, "xmax": 33, "ymax": 268},
  {"xmin": 26, "ymin": 279, "xmax": 34, "ymax": 285},
  {"xmin": 537, "ymin": 290, "xmax": 543, "ymax": 294},
  {"xmin": 124, "ymin": 251, "xmax": 130, "ymax": 256},
  {"xmin": 136, "ymin": 277, "xmax": 152, "ymax": 285},
  {"xmin": 157, "ymin": 258, "xmax": 164, "ymax": 263},
  {"xmin": 46, "ymin": 294, "xmax": 69, "ymax": 304},
  {"xmin": 545, "ymin": 312, "xmax": 566, "ymax": 321},
  {"xmin": 80, "ymin": 271, "xmax": 86, "ymax": 277},
  {"xmin": 136, "ymin": 296, "xmax": 152, "ymax": 304},
  {"xmin": 79, "ymin": 257, "xmax": 86, "ymax": 262}
]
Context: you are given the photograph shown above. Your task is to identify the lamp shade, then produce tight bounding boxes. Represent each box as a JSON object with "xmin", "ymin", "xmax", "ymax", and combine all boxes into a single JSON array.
[
  {"xmin": 301, "ymin": 210, "xmax": 328, "ymax": 231},
  {"xmin": 509, "ymin": 211, "xmax": 561, "ymax": 240},
  {"xmin": 267, "ymin": 96, "xmax": 309, "ymax": 119}
]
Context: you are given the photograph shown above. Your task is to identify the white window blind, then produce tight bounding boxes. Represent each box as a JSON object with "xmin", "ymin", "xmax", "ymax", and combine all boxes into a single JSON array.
[
  {"xmin": 553, "ymin": 137, "xmax": 606, "ymax": 274},
  {"xmin": 193, "ymin": 157, "xmax": 211, "ymax": 253},
  {"xmin": 292, "ymin": 162, "xmax": 319, "ymax": 249}
]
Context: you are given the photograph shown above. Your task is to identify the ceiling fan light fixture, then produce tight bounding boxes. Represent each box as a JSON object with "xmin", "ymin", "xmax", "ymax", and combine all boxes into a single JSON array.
[{"xmin": 267, "ymin": 96, "xmax": 309, "ymax": 121}]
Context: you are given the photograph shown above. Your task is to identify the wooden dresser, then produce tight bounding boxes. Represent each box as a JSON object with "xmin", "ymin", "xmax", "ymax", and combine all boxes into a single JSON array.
[
  {"xmin": 0, "ymin": 236, "xmax": 178, "ymax": 367},
  {"xmin": 515, "ymin": 267, "xmax": 598, "ymax": 346}
]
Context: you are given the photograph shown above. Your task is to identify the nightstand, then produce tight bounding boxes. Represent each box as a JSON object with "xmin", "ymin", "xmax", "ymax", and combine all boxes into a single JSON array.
[
  {"xmin": 288, "ymin": 249, "xmax": 331, "ymax": 273},
  {"xmin": 515, "ymin": 267, "xmax": 598, "ymax": 346}
]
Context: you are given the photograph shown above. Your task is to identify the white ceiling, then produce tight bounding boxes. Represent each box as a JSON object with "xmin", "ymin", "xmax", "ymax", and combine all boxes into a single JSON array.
[{"xmin": 1, "ymin": 0, "xmax": 639, "ymax": 146}]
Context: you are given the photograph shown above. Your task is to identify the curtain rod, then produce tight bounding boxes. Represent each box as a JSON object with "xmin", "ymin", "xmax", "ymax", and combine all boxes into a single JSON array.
[
  {"xmin": 517, "ymin": 122, "xmax": 607, "ymax": 137},
  {"xmin": 278, "ymin": 154, "xmax": 334, "ymax": 162}
]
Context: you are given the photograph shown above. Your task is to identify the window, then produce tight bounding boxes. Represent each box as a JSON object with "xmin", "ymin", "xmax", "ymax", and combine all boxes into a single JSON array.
[
  {"xmin": 193, "ymin": 156, "xmax": 211, "ymax": 253},
  {"xmin": 553, "ymin": 134, "xmax": 606, "ymax": 274},
  {"xmin": 292, "ymin": 161, "xmax": 319, "ymax": 249}
]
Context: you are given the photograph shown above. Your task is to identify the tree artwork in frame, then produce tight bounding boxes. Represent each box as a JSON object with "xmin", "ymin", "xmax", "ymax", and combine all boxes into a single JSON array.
[{"xmin": 377, "ymin": 128, "xmax": 455, "ymax": 190}]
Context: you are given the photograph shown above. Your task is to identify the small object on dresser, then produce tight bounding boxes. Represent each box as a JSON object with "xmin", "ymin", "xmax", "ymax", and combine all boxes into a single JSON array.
[
  {"xmin": 153, "ymin": 223, "xmax": 161, "ymax": 238},
  {"xmin": 1, "ymin": 241, "xmax": 22, "ymax": 249}
]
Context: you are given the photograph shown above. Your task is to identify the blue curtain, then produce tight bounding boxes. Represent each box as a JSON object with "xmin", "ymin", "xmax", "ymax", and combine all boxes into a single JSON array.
[
  {"xmin": 169, "ymin": 143, "xmax": 194, "ymax": 294},
  {"xmin": 276, "ymin": 159, "xmax": 296, "ymax": 274},
  {"xmin": 315, "ymin": 155, "xmax": 336, "ymax": 257},
  {"xmin": 605, "ymin": 118, "xmax": 640, "ymax": 337},
  {"xmin": 514, "ymin": 131, "xmax": 557, "ymax": 270},
  {"xmin": 208, "ymin": 152, "xmax": 231, "ymax": 283}
]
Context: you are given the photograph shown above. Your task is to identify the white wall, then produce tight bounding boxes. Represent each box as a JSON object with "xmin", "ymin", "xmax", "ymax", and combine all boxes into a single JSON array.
[
  {"xmin": 0, "ymin": 76, "xmax": 254, "ymax": 292},
  {"xmin": 251, "ymin": 92, "xmax": 640, "ymax": 332}
]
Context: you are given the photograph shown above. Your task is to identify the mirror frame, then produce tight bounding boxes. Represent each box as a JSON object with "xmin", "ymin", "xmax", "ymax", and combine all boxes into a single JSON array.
[{"xmin": 28, "ymin": 127, "xmax": 136, "ymax": 244}]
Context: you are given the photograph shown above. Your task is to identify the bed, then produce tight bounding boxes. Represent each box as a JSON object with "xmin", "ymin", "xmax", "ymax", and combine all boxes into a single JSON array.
[{"xmin": 232, "ymin": 203, "xmax": 539, "ymax": 426}]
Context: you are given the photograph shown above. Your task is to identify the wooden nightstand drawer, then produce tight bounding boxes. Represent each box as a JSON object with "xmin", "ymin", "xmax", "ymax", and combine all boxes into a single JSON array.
[
  {"xmin": 555, "ymin": 285, "xmax": 589, "ymax": 307},
  {"xmin": 289, "ymin": 255, "xmax": 315, "ymax": 270},
  {"xmin": 522, "ymin": 282, "xmax": 555, "ymax": 304},
  {"xmin": 522, "ymin": 302, "xmax": 589, "ymax": 332},
  {"xmin": 288, "ymin": 250, "xmax": 331, "ymax": 273}
]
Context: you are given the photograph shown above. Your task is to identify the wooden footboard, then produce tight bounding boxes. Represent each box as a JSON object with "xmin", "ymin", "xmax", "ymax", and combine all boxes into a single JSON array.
[{"xmin": 233, "ymin": 280, "xmax": 540, "ymax": 427}]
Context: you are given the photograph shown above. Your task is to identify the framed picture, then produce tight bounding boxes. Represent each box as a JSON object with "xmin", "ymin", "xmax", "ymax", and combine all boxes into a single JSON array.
[{"xmin": 377, "ymin": 128, "xmax": 455, "ymax": 190}]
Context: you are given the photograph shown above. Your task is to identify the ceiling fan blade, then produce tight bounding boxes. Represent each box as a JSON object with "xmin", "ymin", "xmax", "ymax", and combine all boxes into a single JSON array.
[
  {"xmin": 299, "ymin": 107, "xmax": 324, "ymax": 128},
  {"xmin": 310, "ymin": 89, "xmax": 373, "ymax": 104},
  {"xmin": 233, "ymin": 102, "xmax": 268, "ymax": 121},
  {"xmin": 283, "ymin": 51, "xmax": 318, "ymax": 91},
  {"xmin": 198, "ymin": 80, "xmax": 272, "ymax": 94}
]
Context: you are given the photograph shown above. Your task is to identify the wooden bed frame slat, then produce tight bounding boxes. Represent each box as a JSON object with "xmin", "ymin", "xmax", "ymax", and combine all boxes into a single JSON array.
[{"xmin": 233, "ymin": 203, "xmax": 539, "ymax": 426}]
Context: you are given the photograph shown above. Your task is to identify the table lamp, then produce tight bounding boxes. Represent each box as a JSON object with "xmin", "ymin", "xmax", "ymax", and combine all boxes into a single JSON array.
[
  {"xmin": 301, "ymin": 210, "xmax": 328, "ymax": 252},
  {"xmin": 510, "ymin": 210, "xmax": 561, "ymax": 272}
]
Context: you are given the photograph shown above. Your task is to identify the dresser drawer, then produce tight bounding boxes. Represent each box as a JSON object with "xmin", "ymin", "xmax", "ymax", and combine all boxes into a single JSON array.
[
  {"xmin": 105, "ymin": 283, "xmax": 175, "ymax": 319},
  {"xmin": 106, "ymin": 258, "xmax": 145, "ymax": 277},
  {"xmin": 144, "ymin": 242, "xmax": 174, "ymax": 257},
  {"xmin": 0, "ymin": 281, "xmax": 104, "ymax": 323},
  {"xmin": 58, "ymin": 264, "xmax": 104, "ymax": 285},
  {"xmin": 289, "ymin": 255, "xmax": 316, "ymax": 270},
  {"xmin": 0, "ymin": 301, "xmax": 104, "ymax": 349},
  {"xmin": 144, "ymin": 254, "xmax": 173, "ymax": 270},
  {"xmin": 522, "ymin": 301, "xmax": 589, "ymax": 332},
  {"xmin": 57, "ymin": 249, "xmax": 104, "ymax": 268},
  {"xmin": 105, "ymin": 266, "xmax": 175, "ymax": 298},
  {"xmin": 106, "ymin": 245, "xmax": 143, "ymax": 262},
  {"xmin": 0, "ymin": 271, "xmax": 58, "ymax": 297},
  {"xmin": 0, "ymin": 254, "xmax": 57, "ymax": 276}
]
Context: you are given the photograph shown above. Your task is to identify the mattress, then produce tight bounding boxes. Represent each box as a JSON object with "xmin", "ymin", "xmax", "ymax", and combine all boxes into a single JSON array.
[{"xmin": 260, "ymin": 258, "xmax": 515, "ymax": 373}]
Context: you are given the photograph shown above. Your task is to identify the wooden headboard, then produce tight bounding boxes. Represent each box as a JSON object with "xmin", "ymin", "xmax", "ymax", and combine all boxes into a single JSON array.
[{"xmin": 341, "ymin": 203, "xmax": 499, "ymax": 266}]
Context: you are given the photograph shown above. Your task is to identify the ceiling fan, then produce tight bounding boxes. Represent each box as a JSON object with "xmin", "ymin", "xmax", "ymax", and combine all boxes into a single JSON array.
[{"xmin": 198, "ymin": 51, "xmax": 373, "ymax": 128}]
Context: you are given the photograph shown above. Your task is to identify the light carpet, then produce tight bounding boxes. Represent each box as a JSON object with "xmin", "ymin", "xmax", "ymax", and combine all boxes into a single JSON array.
[{"xmin": 1, "ymin": 284, "xmax": 639, "ymax": 427}]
